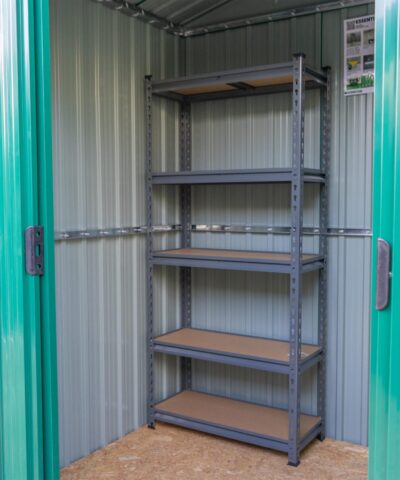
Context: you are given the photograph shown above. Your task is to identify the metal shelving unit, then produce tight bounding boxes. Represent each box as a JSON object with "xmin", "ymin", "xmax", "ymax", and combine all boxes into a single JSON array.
[{"xmin": 145, "ymin": 54, "xmax": 331, "ymax": 466}]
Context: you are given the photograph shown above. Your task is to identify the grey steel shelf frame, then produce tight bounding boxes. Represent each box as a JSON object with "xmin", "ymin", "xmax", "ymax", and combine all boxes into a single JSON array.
[
  {"xmin": 152, "ymin": 167, "xmax": 325, "ymax": 185},
  {"xmin": 145, "ymin": 54, "xmax": 331, "ymax": 466}
]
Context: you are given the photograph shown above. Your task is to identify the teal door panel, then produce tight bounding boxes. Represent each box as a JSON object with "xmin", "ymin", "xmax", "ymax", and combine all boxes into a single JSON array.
[
  {"xmin": 0, "ymin": 0, "xmax": 59, "ymax": 479},
  {"xmin": 370, "ymin": 1, "xmax": 400, "ymax": 479},
  {"xmin": 34, "ymin": 0, "xmax": 60, "ymax": 477}
]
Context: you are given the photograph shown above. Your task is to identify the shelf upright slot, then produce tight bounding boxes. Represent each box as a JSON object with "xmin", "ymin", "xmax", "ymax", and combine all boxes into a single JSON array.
[
  {"xmin": 288, "ymin": 53, "xmax": 306, "ymax": 467},
  {"xmin": 180, "ymin": 100, "xmax": 192, "ymax": 391},
  {"xmin": 317, "ymin": 66, "xmax": 331, "ymax": 441},
  {"xmin": 145, "ymin": 76, "xmax": 155, "ymax": 428}
]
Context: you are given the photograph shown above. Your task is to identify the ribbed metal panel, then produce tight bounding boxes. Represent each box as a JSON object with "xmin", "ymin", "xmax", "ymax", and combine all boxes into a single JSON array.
[
  {"xmin": 185, "ymin": 3, "xmax": 373, "ymax": 446},
  {"xmin": 51, "ymin": 0, "xmax": 182, "ymax": 467}
]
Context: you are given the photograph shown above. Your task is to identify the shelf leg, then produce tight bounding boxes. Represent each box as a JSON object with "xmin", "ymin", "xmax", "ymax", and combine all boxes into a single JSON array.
[
  {"xmin": 180, "ymin": 101, "xmax": 192, "ymax": 391},
  {"xmin": 317, "ymin": 66, "xmax": 331, "ymax": 443},
  {"xmin": 288, "ymin": 53, "xmax": 306, "ymax": 468},
  {"xmin": 145, "ymin": 76, "xmax": 155, "ymax": 427}
]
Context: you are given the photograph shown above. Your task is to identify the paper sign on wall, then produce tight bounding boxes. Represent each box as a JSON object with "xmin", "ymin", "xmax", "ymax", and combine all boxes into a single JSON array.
[{"xmin": 344, "ymin": 15, "xmax": 375, "ymax": 95}]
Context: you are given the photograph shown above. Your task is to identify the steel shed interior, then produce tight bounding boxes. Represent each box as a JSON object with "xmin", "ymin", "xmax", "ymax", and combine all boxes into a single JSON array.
[{"xmin": 50, "ymin": 0, "xmax": 374, "ymax": 469}]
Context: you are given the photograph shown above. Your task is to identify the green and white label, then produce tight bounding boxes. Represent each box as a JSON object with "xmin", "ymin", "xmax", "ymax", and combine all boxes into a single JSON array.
[{"xmin": 344, "ymin": 15, "xmax": 375, "ymax": 95}]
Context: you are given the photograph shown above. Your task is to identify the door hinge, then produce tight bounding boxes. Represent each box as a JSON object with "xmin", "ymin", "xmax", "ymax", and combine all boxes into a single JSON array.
[
  {"xmin": 25, "ymin": 226, "xmax": 44, "ymax": 276},
  {"xmin": 376, "ymin": 238, "xmax": 391, "ymax": 310}
]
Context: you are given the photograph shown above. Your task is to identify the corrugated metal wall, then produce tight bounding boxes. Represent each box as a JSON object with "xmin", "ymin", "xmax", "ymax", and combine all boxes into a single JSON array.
[
  {"xmin": 185, "ymin": 3, "xmax": 373, "ymax": 446},
  {"xmin": 50, "ymin": 0, "xmax": 182, "ymax": 467},
  {"xmin": 51, "ymin": 0, "xmax": 373, "ymax": 468}
]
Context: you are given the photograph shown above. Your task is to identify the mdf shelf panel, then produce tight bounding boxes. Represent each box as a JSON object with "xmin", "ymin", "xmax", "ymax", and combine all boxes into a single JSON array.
[
  {"xmin": 152, "ymin": 248, "xmax": 324, "ymax": 273},
  {"xmin": 152, "ymin": 167, "xmax": 325, "ymax": 185},
  {"xmin": 151, "ymin": 61, "xmax": 327, "ymax": 102},
  {"xmin": 155, "ymin": 391, "xmax": 321, "ymax": 452},
  {"xmin": 154, "ymin": 328, "xmax": 322, "ymax": 374}
]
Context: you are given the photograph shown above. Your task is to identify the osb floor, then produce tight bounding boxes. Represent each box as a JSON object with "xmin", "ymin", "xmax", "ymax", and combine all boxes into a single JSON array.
[{"xmin": 61, "ymin": 423, "xmax": 368, "ymax": 480}]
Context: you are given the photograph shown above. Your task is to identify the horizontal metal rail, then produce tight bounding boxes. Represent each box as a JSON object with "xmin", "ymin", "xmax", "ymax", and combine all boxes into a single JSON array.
[
  {"xmin": 54, "ymin": 225, "xmax": 372, "ymax": 241},
  {"xmin": 192, "ymin": 225, "xmax": 373, "ymax": 237},
  {"xmin": 54, "ymin": 224, "xmax": 181, "ymax": 241}
]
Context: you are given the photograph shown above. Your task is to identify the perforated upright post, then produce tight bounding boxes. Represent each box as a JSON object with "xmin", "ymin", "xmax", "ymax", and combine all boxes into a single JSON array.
[
  {"xmin": 288, "ymin": 53, "xmax": 306, "ymax": 467},
  {"xmin": 145, "ymin": 76, "xmax": 155, "ymax": 427},
  {"xmin": 180, "ymin": 101, "xmax": 192, "ymax": 390},
  {"xmin": 317, "ymin": 67, "xmax": 331, "ymax": 441}
]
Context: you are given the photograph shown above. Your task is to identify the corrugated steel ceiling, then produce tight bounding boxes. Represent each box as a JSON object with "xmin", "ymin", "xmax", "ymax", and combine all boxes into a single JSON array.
[
  {"xmin": 97, "ymin": 0, "xmax": 373, "ymax": 36},
  {"xmin": 140, "ymin": 0, "xmax": 337, "ymax": 26}
]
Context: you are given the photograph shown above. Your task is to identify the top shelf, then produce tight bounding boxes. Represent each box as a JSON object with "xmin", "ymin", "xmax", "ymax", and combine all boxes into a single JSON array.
[{"xmin": 151, "ymin": 60, "xmax": 327, "ymax": 102}]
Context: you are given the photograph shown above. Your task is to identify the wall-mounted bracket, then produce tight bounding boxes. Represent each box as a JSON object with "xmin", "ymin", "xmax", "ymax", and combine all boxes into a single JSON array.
[{"xmin": 25, "ymin": 226, "xmax": 44, "ymax": 276}]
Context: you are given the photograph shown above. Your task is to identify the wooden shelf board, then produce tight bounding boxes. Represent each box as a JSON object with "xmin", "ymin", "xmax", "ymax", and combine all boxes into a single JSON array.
[
  {"xmin": 171, "ymin": 74, "xmax": 314, "ymax": 96},
  {"xmin": 155, "ymin": 391, "xmax": 321, "ymax": 442},
  {"xmin": 155, "ymin": 328, "xmax": 320, "ymax": 364}
]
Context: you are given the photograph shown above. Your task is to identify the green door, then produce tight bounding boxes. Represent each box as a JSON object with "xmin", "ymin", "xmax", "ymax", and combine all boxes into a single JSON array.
[
  {"xmin": 369, "ymin": 1, "xmax": 400, "ymax": 479},
  {"xmin": 0, "ymin": 0, "xmax": 59, "ymax": 479}
]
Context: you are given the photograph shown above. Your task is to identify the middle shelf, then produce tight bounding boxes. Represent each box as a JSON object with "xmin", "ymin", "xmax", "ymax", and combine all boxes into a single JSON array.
[
  {"xmin": 152, "ymin": 247, "xmax": 325, "ymax": 273},
  {"xmin": 154, "ymin": 327, "xmax": 322, "ymax": 374},
  {"xmin": 152, "ymin": 167, "xmax": 325, "ymax": 185}
]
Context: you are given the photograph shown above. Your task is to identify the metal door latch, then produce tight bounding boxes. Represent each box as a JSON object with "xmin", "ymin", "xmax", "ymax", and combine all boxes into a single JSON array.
[
  {"xmin": 376, "ymin": 238, "xmax": 391, "ymax": 310},
  {"xmin": 25, "ymin": 226, "xmax": 44, "ymax": 276}
]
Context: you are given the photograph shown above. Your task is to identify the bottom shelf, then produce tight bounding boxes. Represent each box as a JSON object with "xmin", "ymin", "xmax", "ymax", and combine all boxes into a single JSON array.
[{"xmin": 154, "ymin": 391, "xmax": 321, "ymax": 453}]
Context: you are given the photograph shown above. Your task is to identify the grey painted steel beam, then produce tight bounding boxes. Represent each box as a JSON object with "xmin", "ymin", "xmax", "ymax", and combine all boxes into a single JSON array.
[
  {"xmin": 299, "ymin": 423, "xmax": 324, "ymax": 451},
  {"xmin": 151, "ymin": 253, "xmax": 325, "ymax": 274},
  {"xmin": 154, "ymin": 411, "xmax": 322, "ymax": 453},
  {"xmin": 152, "ymin": 168, "xmax": 325, "ymax": 185},
  {"xmin": 154, "ymin": 412, "xmax": 290, "ymax": 452},
  {"xmin": 153, "ymin": 343, "xmax": 323, "ymax": 375}
]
